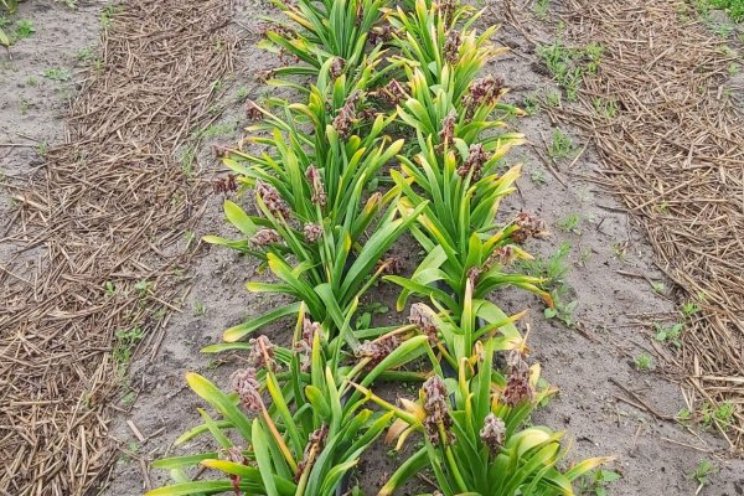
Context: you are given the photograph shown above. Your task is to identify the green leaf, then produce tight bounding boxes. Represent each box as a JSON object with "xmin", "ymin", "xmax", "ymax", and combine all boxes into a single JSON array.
[{"xmin": 223, "ymin": 302, "xmax": 301, "ymax": 342}]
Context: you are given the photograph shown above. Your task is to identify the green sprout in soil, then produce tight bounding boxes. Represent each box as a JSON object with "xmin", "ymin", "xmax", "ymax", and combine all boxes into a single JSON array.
[
  {"xmin": 690, "ymin": 459, "xmax": 717, "ymax": 493},
  {"xmin": 633, "ymin": 352, "xmax": 654, "ymax": 372},
  {"xmin": 556, "ymin": 213, "xmax": 582, "ymax": 234},
  {"xmin": 14, "ymin": 18, "xmax": 34, "ymax": 39},
  {"xmin": 43, "ymin": 67, "xmax": 72, "ymax": 82},
  {"xmin": 548, "ymin": 127, "xmax": 575, "ymax": 160},
  {"xmin": 578, "ymin": 468, "xmax": 621, "ymax": 496},
  {"xmin": 653, "ymin": 321, "xmax": 684, "ymax": 348}
]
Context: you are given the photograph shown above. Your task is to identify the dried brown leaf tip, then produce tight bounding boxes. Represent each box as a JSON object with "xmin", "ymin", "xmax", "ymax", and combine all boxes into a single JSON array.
[
  {"xmin": 422, "ymin": 375, "xmax": 453, "ymax": 444},
  {"xmin": 245, "ymin": 99, "xmax": 263, "ymax": 120},
  {"xmin": 409, "ymin": 303, "xmax": 438, "ymax": 343},
  {"xmin": 377, "ymin": 255, "xmax": 404, "ymax": 275},
  {"xmin": 231, "ymin": 367, "xmax": 263, "ymax": 414},
  {"xmin": 479, "ymin": 413, "xmax": 506, "ymax": 453},
  {"xmin": 250, "ymin": 228, "xmax": 281, "ymax": 247},
  {"xmin": 503, "ymin": 350, "xmax": 533, "ymax": 407},
  {"xmin": 444, "ymin": 29, "xmax": 461, "ymax": 65},
  {"xmin": 305, "ymin": 166, "xmax": 327, "ymax": 206},
  {"xmin": 356, "ymin": 333, "xmax": 401, "ymax": 366},
  {"xmin": 333, "ymin": 91, "xmax": 361, "ymax": 138},
  {"xmin": 219, "ymin": 446, "xmax": 248, "ymax": 494},
  {"xmin": 256, "ymin": 182, "xmax": 291, "ymax": 218},
  {"xmin": 303, "ymin": 223, "xmax": 323, "ymax": 243},
  {"xmin": 212, "ymin": 143, "xmax": 231, "ymax": 159},
  {"xmin": 213, "ymin": 173, "xmax": 238, "ymax": 194},
  {"xmin": 248, "ymin": 335, "xmax": 275, "ymax": 370},
  {"xmin": 512, "ymin": 211, "xmax": 550, "ymax": 243},
  {"xmin": 295, "ymin": 424, "xmax": 329, "ymax": 481},
  {"xmin": 457, "ymin": 143, "xmax": 489, "ymax": 180},
  {"xmin": 438, "ymin": 110, "xmax": 457, "ymax": 150}
]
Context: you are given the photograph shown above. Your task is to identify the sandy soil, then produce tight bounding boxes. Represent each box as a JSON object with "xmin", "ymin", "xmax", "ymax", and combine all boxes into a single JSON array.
[{"xmin": 2, "ymin": 1, "xmax": 743, "ymax": 495}]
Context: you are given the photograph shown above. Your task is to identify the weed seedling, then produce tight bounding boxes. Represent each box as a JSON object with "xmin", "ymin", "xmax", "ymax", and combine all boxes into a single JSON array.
[
  {"xmin": 653, "ymin": 322, "xmax": 684, "ymax": 348},
  {"xmin": 15, "ymin": 19, "xmax": 34, "ymax": 39},
  {"xmin": 690, "ymin": 459, "xmax": 716, "ymax": 494},
  {"xmin": 556, "ymin": 213, "xmax": 582, "ymax": 234},
  {"xmin": 104, "ymin": 280, "xmax": 116, "ymax": 296},
  {"xmin": 113, "ymin": 326, "xmax": 145, "ymax": 373},
  {"xmin": 235, "ymin": 85, "xmax": 249, "ymax": 102},
  {"xmin": 633, "ymin": 352, "xmax": 654, "ymax": 371},
  {"xmin": 530, "ymin": 168, "xmax": 548, "ymax": 186},
  {"xmin": 134, "ymin": 279, "xmax": 153, "ymax": 298},
  {"xmin": 548, "ymin": 128, "xmax": 575, "ymax": 160},
  {"xmin": 578, "ymin": 468, "xmax": 621, "ymax": 496},
  {"xmin": 193, "ymin": 301, "xmax": 206, "ymax": 316},
  {"xmin": 534, "ymin": 0, "xmax": 550, "ymax": 19},
  {"xmin": 681, "ymin": 301, "xmax": 700, "ymax": 317},
  {"xmin": 544, "ymin": 90, "xmax": 562, "ymax": 108},
  {"xmin": 43, "ymin": 67, "xmax": 71, "ymax": 82},
  {"xmin": 650, "ymin": 281, "xmax": 666, "ymax": 295}
]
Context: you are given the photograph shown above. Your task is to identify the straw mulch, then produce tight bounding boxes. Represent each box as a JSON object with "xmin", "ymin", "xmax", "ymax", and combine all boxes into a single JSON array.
[
  {"xmin": 0, "ymin": 0, "xmax": 235, "ymax": 493},
  {"xmin": 507, "ymin": 0, "xmax": 744, "ymax": 449}
]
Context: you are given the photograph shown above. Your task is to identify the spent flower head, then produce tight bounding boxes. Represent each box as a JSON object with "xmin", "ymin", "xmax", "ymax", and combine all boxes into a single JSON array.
[
  {"xmin": 333, "ymin": 91, "xmax": 361, "ymax": 138},
  {"xmin": 457, "ymin": 143, "xmax": 489, "ymax": 181},
  {"xmin": 305, "ymin": 166, "xmax": 327, "ymax": 206},
  {"xmin": 250, "ymin": 228, "xmax": 281, "ymax": 247},
  {"xmin": 444, "ymin": 30, "xmax": 461, "ymax": 65},
  {"xmin": 422, "ymin": 375, "xmax": 452, "ymax": 444},
  {"xmin": 409, "ymin": 303, "xmax": 438, "ymax": 343},
  {"xmin": 231, "ymin": 367, "xmax": 263, "ymax": 414},
  {"xmin": 480, "ymin": 413, "xmax": 506, "ymax": 453},
  {"xmin": 248, "ymin": 335, "xmax": 275, "ymax": 370},
  {"xmin": 303, "ymin": 223, "xmax": 323, "ymax": 243},
  {"xmin": 512, "ymin": 211, "xmax": 549, "ymax": 243},
  {"xmin": 438, "ymin": 110, "xmax": 457, "ymax": 150},
  {"xmin": 356, "ymin": 333, "xmax": 401, "ymax": 366},
  {"xmin": 256, "ymin": 182, "xmax": 291, "ymax": 218},
  {"xmin": 503, "ymin": 350, "xmax": 533, "ymax": 407}
]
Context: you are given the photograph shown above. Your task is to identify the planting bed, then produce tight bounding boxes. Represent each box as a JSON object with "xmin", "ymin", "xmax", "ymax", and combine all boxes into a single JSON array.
[{"xmin": 1, "ymin": 0, "xmax": 743, "ymax": 495}]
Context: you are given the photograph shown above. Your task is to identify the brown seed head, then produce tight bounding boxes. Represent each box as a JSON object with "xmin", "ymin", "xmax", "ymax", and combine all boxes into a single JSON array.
[{"xmin": 479, "ymin": 413, "xmax": 506, "ymax": 453}]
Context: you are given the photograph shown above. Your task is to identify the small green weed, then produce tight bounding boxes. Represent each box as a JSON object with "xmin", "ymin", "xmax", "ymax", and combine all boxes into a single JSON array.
[
  {"xmin": 556, "ymin": 213, "xmax": 582, "ymax": 234},
  {"xmin": 681, "ymin": 301, "xmax": 700, "ymax": 317},
  {"xmin": 113, "ymin": 326, "xmax": 145, "ymax": 373},
  {"xmin": 653, "ymin": 322, "xmax": 684, "ymax": 348},
  {"xmin": 544, "ymin": 90, "xmax": 562, "ymax": 108},
  {"xmin": 530, "ymin": 168, "xmax": 548, "ymax": 186},
  {"xmin": 43, "ymin": 67, "xmax": 72, "ymax": 82},
  {"xmin": 534, "ymin": 0, "xmax": 550, "ymax": 19},
  {"xmin": 633, "ymin": 352, "xmax": 654, "ymax": 372},
  {"xmin": 15, "ymin": 19, "xmax": 34, "ymax": 39},
  {"xmin": 650, "ymin": 281, "xmax": 666, "ymax": 295},
  {"xmin": 193, "ymin": 301, "xmax": 206, "ymax": 316},
  {"xmin": 200, "ymin": 122, "xmax": 233, "ymax": 139},
  {"xmin": 578, "ymin": 468, "xmax": 621, "ymax": 496},
  {"xmin": 592, "ymin": 97, "xmax": 618, "ymax": 118},
  {"xmin": 690, "ymin": 459, "xmax": 716, "ymax": 493},
  {"xmin": 548, "ymin": 128, "xmax": 575, "ymax": 160}
]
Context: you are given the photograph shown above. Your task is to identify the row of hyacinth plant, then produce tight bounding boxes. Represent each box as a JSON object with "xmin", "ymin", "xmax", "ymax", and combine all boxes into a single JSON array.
[{"xmin": 147, "ymin": 0, "xmax": 606, "ymax": 494}]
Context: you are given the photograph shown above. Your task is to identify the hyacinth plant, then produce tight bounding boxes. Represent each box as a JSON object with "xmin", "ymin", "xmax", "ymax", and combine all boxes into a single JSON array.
[
  {"xmin": 146, "ymin": 0, "xmax": 607, "ymax": 490},
  {"xmin": 379, "ymin": 0, "xmax": 553, "ymax": 328},
  {"xmin": 148, "ymin": 308, "xmax": 435, "ymax": 496},
  {"xmin": 205, "ymin": 56, "xmax": 425, "ymax": 347},
  {"xmin": 355, "ymin": 340, "xmax": 607, "ymax": 496}
]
